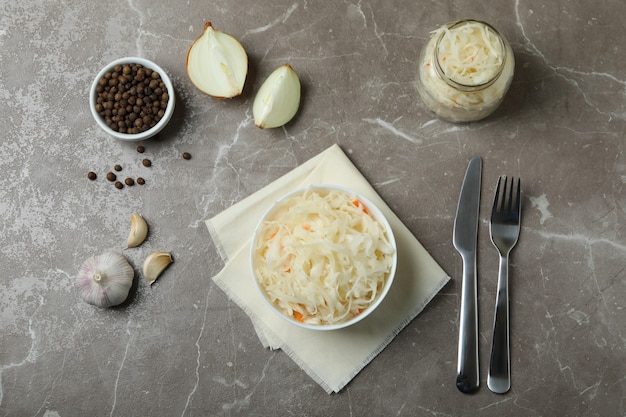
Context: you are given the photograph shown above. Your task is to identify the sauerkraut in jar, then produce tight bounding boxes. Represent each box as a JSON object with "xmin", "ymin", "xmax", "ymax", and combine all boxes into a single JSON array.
[
  {"xmin": 416, "ymin": 20, "xmax": 514, "ymax": 123},
  {"xmin": 251, "ymin": 186, "xmax": 396, "ymax": 328}
]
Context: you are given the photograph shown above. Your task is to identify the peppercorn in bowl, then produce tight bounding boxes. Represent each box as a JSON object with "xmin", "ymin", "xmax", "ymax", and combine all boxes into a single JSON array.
[{"xmin": 90, "ymin": 57, "xmax": 175, "ymax": 141}]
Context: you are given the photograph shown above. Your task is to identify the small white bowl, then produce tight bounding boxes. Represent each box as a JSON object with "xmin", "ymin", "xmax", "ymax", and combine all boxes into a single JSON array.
[
  {"xmin": 250, "ymin": 185, "xmax": 398, "ymax": 331},
  {"xmin": 89, "ymin": 57, "xmax": 175, "ymax": 141}
]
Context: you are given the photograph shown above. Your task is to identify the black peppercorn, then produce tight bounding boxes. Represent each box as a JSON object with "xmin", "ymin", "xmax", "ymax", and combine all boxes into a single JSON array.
[
  {"xmin": 87, "ymin": 171, "xmax": 97, "ymax": 181},
  {"xmin": 136, "ymin": 145, "xmax": 145, "ymax": 153},
  {"xmin": 125, "ymin": 178, "xmax": 134, "ymax": 186},
  {"xmin": 136, "ymin": 177, "xmax": 145, "ymax": 185},
  {"xmin": 114, "ymin": 181, "xmax": 124, "ymax": 189},
  {"xmin": 114, "ymin": 164, "xmax": 122, "ymax": 171},
  {"xmin": 142, "ymin": 158, "xmax": 151, "ymax": 167},
  {"xmin": 182, "ymin": 152, "xmax": 191, "ymax": 160},
  {"xmin": 106, "ymin": 172, "xmax": 117, "ymax": 182}
]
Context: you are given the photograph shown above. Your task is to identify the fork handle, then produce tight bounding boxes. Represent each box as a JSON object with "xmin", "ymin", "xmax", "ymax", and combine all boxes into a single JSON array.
[{"xmin": 488, "ymin": 254, "xmax": 511, "ymax": 394}]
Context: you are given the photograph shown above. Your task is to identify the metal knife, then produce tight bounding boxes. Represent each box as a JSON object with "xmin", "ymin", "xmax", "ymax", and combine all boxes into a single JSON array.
[{"xmin": 453, "ymin": 156, "xmax": 482, "ymax": 394}]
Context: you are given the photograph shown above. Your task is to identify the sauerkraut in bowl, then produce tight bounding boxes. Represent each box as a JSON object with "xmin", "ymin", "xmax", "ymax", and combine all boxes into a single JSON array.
[{"xmin": 250, "ymin": 185, "xmax": 397, "ymax": 330}]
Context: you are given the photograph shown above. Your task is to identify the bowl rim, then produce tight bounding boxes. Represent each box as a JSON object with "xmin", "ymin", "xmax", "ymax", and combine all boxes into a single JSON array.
[
  {"xmin": 250, "ymin": 184, "xmax": 398, "ymax": 331},
  {"xmin": 89, "ymin": 56, "xmax": 175, "ymax": 142}
]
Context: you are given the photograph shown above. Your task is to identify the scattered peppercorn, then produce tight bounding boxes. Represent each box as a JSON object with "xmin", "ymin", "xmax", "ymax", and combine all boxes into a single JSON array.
[
  {"xmin": 114, "ymin": 164, "xmax": 122, "ymax": 171},
  {"xmin": 182, "ymin": 152, "xmax": 191, "ymax": 160},
  {"xmin": 106, "ymin": 172, "xmax": 117, "ymax": 182},
  {"xmin": 94, "ymin": 63, "xmax": 169, "ymax": 134},
  {"xmin": 136, "ymin": 145, "xmax": 145, "ymax": 153},
  {"xmin": 125, "ymin": 178, "xmax": 135, "ymax": 186},
  {"xmin": 87, "ymin": 171, "xmax": 97, "ymax": 181},
  {"xmin": 114, "ymin": 181, "xmax": 124, "ymax": 189},
  {"xmin": 137, "ymin": 177, "xmax": 145, "ymax": 185},
  {"xmin": 142, "ymin": 158, "xmax": 152, "ymax": 167}
]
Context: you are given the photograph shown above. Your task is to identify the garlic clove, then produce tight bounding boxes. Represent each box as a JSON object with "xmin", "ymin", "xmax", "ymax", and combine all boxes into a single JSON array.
[
  {"xmin": 76, "ymin": 252, "xmax": 134, "ymax": 308},
  {"xmin": 127, "ymin": 213, "xmax": 149, "ymax": 248},
  {"xmin": 253, "ymin": 64, "xmax": 301, "ymax": 129},
  {"xmin": 142, "ymin": 251, "xmax": 173, "ymax": 285},
  {"xmin": 186, "ymin": 21, "xmax": 248, "ymax": 98}
]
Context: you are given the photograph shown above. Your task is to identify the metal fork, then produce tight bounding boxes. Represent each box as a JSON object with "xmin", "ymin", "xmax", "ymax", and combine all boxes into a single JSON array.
[{"xmin": 487, "ymin": 176, "xmax": 521, "ymax": 394}]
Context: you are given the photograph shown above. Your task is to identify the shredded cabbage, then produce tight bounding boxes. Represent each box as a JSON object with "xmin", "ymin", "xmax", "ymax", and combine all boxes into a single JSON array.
[
  {"xmin": 436, "ymin": 21, "xmax": 504, "ymax": 86},
  {"xmin": 416, "ymin": 20, "xmax": 515, "ymax": 122},
  {"xmin": 252, "ymin": 188, "xmax": 395, "ymax": 326}
]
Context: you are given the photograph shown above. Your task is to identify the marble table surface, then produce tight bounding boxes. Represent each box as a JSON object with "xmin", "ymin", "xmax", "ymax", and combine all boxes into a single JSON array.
[{"xmin": 1, "ymin": 0, "xmax": 624, "ymax": 415}]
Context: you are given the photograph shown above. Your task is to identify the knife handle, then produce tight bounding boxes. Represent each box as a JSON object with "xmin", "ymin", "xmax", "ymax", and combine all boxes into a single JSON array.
[{"xmin": 456, "ymin": 254, "xmax": 479, "ymax": 393}]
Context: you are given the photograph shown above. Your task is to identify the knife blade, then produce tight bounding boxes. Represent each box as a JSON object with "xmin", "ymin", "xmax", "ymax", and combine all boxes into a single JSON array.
[{"xmin": 453, "ymin": 156, "xmax": 482, "ymax": 394}]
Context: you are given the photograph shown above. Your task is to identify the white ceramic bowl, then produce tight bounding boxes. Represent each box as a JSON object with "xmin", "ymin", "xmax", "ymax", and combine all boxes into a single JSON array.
[
  {"xmin": 250, "ymin": 184, "xmax": 398, "ymax": 331},
  {"xmin": 89, "ymin": 57, "xmax": 175, "ymax": 141}
]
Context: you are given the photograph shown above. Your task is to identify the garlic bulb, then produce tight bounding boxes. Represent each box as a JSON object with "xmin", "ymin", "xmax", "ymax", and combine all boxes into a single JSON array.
[
  {"xmin": 186, "ymin": 22, "xmax": 248, "ymax": 98},
  {"xmin": 143, "ymin": 251, "xmax": 173, "ymax": 285},
  {"xmin": 253, "ymin": 64, "xmax": 301, "ymax": 129},
  {"xmin": 127, "ymin": 213, "xmax": 148, "ymax": 248},
  {"xmin": 76, "ymin": 252, "xmax": 134, "ymax": 308}
]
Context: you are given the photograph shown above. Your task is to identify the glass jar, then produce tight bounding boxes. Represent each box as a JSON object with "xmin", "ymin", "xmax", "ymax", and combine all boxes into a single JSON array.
[{"xmin": 416, "ymin": 20, "xmax": 515, "ymax": 123}]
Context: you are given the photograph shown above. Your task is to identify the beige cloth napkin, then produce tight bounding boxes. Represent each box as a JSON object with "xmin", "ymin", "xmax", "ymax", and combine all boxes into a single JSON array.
[{"xmin": 206, "ymin": 144, "xmax": 450, "ymax": 393}]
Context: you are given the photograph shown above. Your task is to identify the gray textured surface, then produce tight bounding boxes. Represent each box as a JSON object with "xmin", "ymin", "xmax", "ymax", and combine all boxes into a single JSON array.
[{"xmin": 1, "ymin": 0, "xmax": 624, "ymax": 416}]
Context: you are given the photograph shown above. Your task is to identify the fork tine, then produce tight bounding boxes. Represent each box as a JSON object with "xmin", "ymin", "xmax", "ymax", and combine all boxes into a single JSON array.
[
  {"xmin": 492, "ymin": 176, "xmax": 503, "ymax": 216},
  {"xmin": 502, "ymin": 177, "xmax": 510, "ymax": 212},
  {"xmin": 506, "ymin": 177, "xmax": 514, "ymax": 213},
  {"xmin": 514, "ymin": 178, "xmax": 521, "ymax": 215}
]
